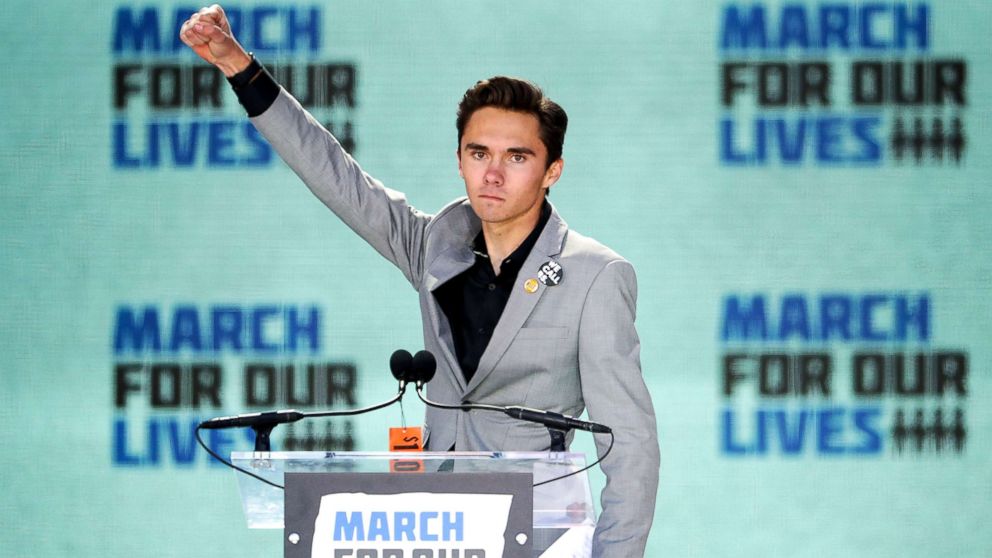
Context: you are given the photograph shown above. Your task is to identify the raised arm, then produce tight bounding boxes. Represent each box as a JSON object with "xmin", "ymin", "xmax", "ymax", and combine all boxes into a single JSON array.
[{"xmin": 178, "ymin": 5, "xmax": 432, "ymax": 287}]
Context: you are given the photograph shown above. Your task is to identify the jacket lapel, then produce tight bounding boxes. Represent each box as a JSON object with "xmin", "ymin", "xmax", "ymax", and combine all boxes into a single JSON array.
[
  {"xmin": 464, "ymin": 206, "xmax": 568, "ymax": 397},
  {"xmin": 424, "ymin": 206, "xmax": 479, "ymax": 393}
]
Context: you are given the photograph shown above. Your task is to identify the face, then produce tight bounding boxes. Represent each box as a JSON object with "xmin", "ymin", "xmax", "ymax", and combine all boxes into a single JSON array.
[{"xmin": 458, "ymin": 107, "xmax": 563, "ymax": 230}]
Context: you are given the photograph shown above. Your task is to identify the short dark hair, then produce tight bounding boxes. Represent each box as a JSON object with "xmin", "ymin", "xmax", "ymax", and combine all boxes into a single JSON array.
[{"xmin": 456, "ymin": 76, "xmax": 568, "ymax": 169}]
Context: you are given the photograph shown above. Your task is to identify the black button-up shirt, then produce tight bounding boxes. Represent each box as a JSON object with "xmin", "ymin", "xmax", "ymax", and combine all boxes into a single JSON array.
[{"xmin": 434, "ymin": 202, "xmax": 551, "ymax": 383}]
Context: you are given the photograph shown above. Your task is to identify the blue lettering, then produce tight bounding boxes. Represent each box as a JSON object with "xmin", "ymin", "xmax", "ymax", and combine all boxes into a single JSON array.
[
  {"xmin": 113, "ymin": 418, "xmax": 142, "ymax": 465},
  {"xmin": 169, "ymin": 305, "xmax": 204, "ymax": 352},
  {"xmin": 334, "ymin": 512, "xmax": 365, "ymax": 541},
  {"xmin": 113, "ymin": 416, "xmax": 240, "ymax": 466},
  {"xmin": 776, "ymin": 118, "xmax": 806, "ymax": 163},
  {"xmin": 112, "ymin": 121, "xmax": 143, "ymax": 168},
  {"xmin": 287, "ymin": 307, "xmax": 320, "ymax": 352},
  {"xmin": 851, "ymin": 407, "xmax": 883, "ymax": 454},
  {"xmin": 114, "ymin": 305, "xmax": 161, "ymax": 353},
  {"xmin": 819, "ymin": 5, "xmax": 851, "ymax": 49},
  {"xmin": 167, "ymin": 418, "xmax": 199, "ymax": 464},
  {"xmin": 251, "ymin": 7, "xmax": 280, "ymax": 53},
  {"xmin": 207, "ymin": 427, "xmax": 238, "ymax": 467},
  {"xmin": 114, "ymin": 6, "xmax": 323, "ymax": 55},
  {"xmin": 894, "ymin": 293, "xmax": 929, "ymax": 341},
  {"xmin": 721, "ymin": 295, "xmax": 768, "ymax": 341},
  {"xmin": 112, "ymin": 7, "xmax": 160, "ymax": 53},
  {"xmin": 755, "ymin": 409, "xmax": 769, "ymax": 453},
  {"xmin": 779, "ymin": 6, "xmax": 810, "ymax": 49},
  {"xmin": 367, "ymin": 511, "xmax": 390, "ymax": 541},
  {"xmin": 894, "ymin": 4, "xmax": 929, "ymax": 49},
  {"xmin": 210, "ymin": 307, "xmax": 244, "ymax": 351},
  {"xmin": 778, "ymin": 295, "xmax": 812, "ymax": 341},
  {"xmin": 718, "ymin": 3, "xmax": 931, "ymax": 53},
  {"xmin": 251, "ymin": 306, "xmax": 280, "ymax": 352},
  {"xmin": 288, "ymin": 7, "xmax": 321, "ymax": 52},
  {"xmin": 774, "ymin": 409, "xmax": 809, "ymax": 454},
  {"xmin": 719, "ymin": 118, "xmax": 749, "ymax": 164},
  {"xmin": 859, "ymin": 3, "xmax": 888, "ymax": 50},
  {"xmin": 859, "ymin": 294, "xmax": 889, "ymax": 341},
  {"xmin": 114, "ymin": 119, "xmax": 274, "ymax": 169},
  {"xmin": 816, "ymin": 408, "xmax": 846, "ymax": 454},
  {"xmin": 442, "ymin": 512, "xmax": 463, "ymax": 542},
  {"xmin": 207, "ymin": 121, "xmax": 237, "ymax": 166},
  {"xmin": 851, "ymin": 116, "xmax": 882, "ymax": 163},
  {"xmin": 720, "ymin": 5, "xmax": 767, "ymax": 50},
  {"xmin": 419, "ymin": 511, "xmax": 438, "ymax": 542},
  {"xmin": 167, "ymin": 121, "xmax": 200, "ymax": 166},
  {"xmin": 393, "ymin": 512, "xmax": 416, "ymax": 541},
  {"xmin": 243, "ymin": 124, "xmax": 274, "ymax": 166},
  {"xmin": 113, "ymin": 304, "xmax": 322, "ymax": 354},
  {"xmin": 815, "ymin": 117, "xmax": 844, "ymax": 163},
  {"xmin": 721, "ymin": 408, "xmax": 750, "ymax": 455},
  {"xmin": 819, "ymin": 295, "xmax": 853, "ymax": 340}
]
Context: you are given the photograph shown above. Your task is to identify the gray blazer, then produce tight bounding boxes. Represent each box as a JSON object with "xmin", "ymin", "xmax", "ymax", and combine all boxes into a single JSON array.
[{"xmin": 252, "ymin": 88, "xmax": 660, "ymax": 557}]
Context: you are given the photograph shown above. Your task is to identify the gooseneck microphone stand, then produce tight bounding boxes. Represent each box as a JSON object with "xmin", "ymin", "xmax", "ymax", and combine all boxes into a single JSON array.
[{"xmin": 195, "ymin": 349, "xmax": 418, "ymax": 488}]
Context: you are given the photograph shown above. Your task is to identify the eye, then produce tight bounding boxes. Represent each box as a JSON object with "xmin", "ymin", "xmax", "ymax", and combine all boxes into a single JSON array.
[
  {"xmin": 509, "ymin": 153, "xmax": 526, "ymax": 163},
  {"xmin": 471, "ymin": 151, "xmax": 487, "ymax": 161}
]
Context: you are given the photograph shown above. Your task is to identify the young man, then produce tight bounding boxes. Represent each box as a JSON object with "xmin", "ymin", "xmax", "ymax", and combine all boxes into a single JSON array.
[{"xmin": 181, "ymin": 6, "xmax": 659, "ymax": 557}]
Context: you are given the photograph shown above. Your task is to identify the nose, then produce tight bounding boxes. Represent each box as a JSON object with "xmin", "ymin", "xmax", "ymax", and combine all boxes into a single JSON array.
[{"xmin": 484, "ymin": 159, "xmax": 503, "ymax": 185}]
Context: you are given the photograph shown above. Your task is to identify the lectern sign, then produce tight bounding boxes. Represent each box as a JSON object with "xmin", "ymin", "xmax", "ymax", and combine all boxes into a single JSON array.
[{"xmin": 284, "ymin": 472, "xmax": 533, "ymax": 558}]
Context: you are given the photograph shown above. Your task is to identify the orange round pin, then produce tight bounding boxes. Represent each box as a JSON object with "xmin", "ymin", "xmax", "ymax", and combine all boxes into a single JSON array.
[{"xmin": 523, "ymin": 278, "xmax": 539, "ymax": 293}]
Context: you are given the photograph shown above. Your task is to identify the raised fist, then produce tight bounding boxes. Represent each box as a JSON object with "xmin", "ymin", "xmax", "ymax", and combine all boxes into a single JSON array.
[{"xmin": 179, "ymin": 4, "xmax": 250, "ymax": 77}]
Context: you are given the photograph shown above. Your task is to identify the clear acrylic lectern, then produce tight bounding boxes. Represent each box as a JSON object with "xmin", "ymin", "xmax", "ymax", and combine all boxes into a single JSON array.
[{"xmin": 231, "ymin": 451, "xmax": 596, "ymax": 557}]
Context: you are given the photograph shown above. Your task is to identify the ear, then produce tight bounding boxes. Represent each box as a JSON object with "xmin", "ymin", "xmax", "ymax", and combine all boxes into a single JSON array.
[
  {"xmin": 543, "ymin": 158, "xmax": 564, "ymax": 189},
  {"xmin": 456, "ymin": 148, "xmax": 463, "ymax": 178}
]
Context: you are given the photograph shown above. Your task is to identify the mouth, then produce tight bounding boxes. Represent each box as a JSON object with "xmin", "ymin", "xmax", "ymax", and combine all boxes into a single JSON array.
[{"xmin": 478, "ymin": 194, "xmax": 504, "ymax": 202}]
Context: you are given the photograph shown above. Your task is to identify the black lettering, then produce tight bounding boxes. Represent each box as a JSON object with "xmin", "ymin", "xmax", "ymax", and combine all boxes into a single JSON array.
[
  {"xmin": 114, "ymin": 64, "xmax": 143, "ymax": 109},
  {"xmin": 758, "ymin": 353, "xmax": 790, "ymax": 396},
  {"xmin": 935, "ymin": 352, "xmax": 967, "ymax": 395},
  {"xmin": 191, "ymin": 363, "xmax": 222, "ymax": 407},
  {"xmin": 933, "ymin": 60, "xmax": 966, "ymax": 105},
  {"xmin": 150, "ymin": 363, "xmax": 182, "ymax": 407},
  {"xmin": 245, "ymin": 363, "xmax": 276, "ymax": 406},
  {"xmin": 114, "ymin": 363, "xmax": 143, "ymax": 407},
  {"xmin": 853, "ymin": 353, "xmax": 886, "ymax": 395}
]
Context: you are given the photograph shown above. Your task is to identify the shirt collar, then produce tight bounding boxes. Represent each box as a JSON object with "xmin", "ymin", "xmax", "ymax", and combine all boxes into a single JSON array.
[{"xmin": 470, "ymin": 200, "xmax": 552, "ymax": 272}]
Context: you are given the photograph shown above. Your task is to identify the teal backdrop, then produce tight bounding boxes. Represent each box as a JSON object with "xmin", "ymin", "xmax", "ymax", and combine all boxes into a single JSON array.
[{"xmin": 1, "ymin": 1, "xmax": 990, "ymax": 556}]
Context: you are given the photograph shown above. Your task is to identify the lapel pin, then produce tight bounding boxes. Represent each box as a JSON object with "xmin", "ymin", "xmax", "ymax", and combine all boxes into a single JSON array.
[
  {"xmin": 537, "ymin": 260, "xmax": 563, "ymax": 286},
  {"xmin": 523, "ymin": 278, "xmax": 539, "ymax": 293}
]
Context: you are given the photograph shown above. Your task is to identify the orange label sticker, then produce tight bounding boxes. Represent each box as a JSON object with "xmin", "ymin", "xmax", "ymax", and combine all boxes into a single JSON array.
[{"xmin": 389, "ymin": 427, "xmax": 423, "ymax": 452}]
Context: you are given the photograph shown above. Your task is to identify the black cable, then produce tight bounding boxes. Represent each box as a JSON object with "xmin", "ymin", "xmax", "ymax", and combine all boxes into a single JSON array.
[
  {"xmin": 303, "ymin": 387, "xmax": 406, "ymax": 418},
  {"xmin": 415, "ymin": 384, "xmax": 615, "ymax": 487},
  {"xmin": 195, "ymin": 386, "xmax": 408, "ymax": 490},
  {"xmin": 533, "ymin": 431, "xmax": 614, "ymax": 487},
  {"xmin": 413, "ymin": 386, "xmax": 503, "ymax": 413},
  {"xmin": 195, "ymin": 423, "xmax": 285, "ymax": 490}
]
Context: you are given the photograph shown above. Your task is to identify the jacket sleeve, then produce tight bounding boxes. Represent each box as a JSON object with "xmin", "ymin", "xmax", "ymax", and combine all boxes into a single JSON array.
[
  {"xmin": 249, "ymin": 87, "xmax": 430, "ymax": 288},
  {"xmin": 578, "ymin": 259, "xmax": 660, "ymax": 558}
]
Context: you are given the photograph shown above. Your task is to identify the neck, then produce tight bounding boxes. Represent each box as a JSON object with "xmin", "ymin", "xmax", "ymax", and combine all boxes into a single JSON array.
[{"xmin": 481, "ymin": 206, "xmax": 543, "ymax": 275}]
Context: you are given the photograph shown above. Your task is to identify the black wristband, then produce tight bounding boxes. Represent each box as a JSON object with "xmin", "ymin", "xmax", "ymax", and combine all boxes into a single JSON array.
[{"xmin": 226, "ymin": 54, "xmax": 280, "ymax": 117}]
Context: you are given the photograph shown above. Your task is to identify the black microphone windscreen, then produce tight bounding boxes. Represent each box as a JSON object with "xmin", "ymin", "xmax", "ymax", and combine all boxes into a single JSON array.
[
  {"xmin": 389, "ymin": 349, "xmax": 414, "ymax": 381},
  {"xmin": 412, "ymin": 350, "xmax": 437, "ymax": 383}
]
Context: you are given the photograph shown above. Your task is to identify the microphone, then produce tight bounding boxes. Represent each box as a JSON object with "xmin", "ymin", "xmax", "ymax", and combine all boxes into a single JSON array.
[
  {"xmin": 504, "ymin": 406, "xmax": 612, "ymax": 434},
  {"xmin": 411, "ymin": 349, "xmax": 612, "ymax": 434},
  {"xmin": 199, "ymin": 409, "xmax": 304, "ymax": 430},
  {"xmin": 411, "ymin": 350, "xmax": 437, "ymax": 385},
  {"xmin": 199, "ymin": 349, "xmax": 414, "ymax": 433},
  {"xmin": 390, "ymin": 349, "xmax": 415, "ymax": 384}
]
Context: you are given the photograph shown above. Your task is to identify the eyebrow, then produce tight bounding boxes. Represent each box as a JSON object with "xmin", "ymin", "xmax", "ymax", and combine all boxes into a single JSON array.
[{"xmin": 464, "ymin": 143, "xmax": 537, "ymax": 156}]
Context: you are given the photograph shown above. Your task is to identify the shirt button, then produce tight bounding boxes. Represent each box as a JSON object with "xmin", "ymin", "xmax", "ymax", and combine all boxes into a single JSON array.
[
  {"xmin": 477, "ymin": 328, "xmax": 486, "ymax": 334},
  {"xmin": 488, "ymin": 283, "xmax": 496, "ymax": 291}
]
